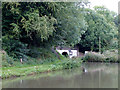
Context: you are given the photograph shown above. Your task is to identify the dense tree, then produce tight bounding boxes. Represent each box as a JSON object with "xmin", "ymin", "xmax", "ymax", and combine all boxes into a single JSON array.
[
  {"xmin": 51, "ymin": 3, "xmax": 87, "ymax": 46},
  {"xmin": 78, "ymin": 8, "xmax": 118, "ymax": 52},
  {"xmin": 2, "ymin": 2, "xmax": 118, "ymax": 60},
  {"xmin": 2, "ymin": 2, "xmax": 87, "ymax": 59},
  {"xmin": 94, "ymin": 6, "xmax": 118, "ymax": 49}
]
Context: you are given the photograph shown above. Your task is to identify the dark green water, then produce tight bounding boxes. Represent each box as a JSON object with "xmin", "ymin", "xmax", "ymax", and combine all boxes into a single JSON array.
[{"xmin": 2, "ymin": 62, "xmax": 118, "ymax": 88}]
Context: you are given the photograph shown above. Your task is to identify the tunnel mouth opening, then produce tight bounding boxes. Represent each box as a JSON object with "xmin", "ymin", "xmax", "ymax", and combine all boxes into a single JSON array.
[
  {"xmin": 76, "ymin": 44, "xmax": 91, "ymax": 53},
  {"xmin": 62, "ymin": 52, "xmax": 68, "ymax": 57}
]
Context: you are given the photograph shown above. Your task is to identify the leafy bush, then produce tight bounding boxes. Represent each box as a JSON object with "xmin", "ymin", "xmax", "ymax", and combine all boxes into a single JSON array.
[
  {"xmin": 2, "ymin": 39, "xmax": 29, "ymax": 61},
  {"xmin": 83, "ymin": 52, "xmax": 105, "ymax": 62},
  {"xmin": 103, "ymin": 49, "xmax": 118, "ymax": 62},
  {"xmin": 2, "ymin": 50, "xmax": 14, "ymax": 67},
  {"xmin": 27, "ymin": 47, "xmax": 42, "ymax": 58},
  {"xmin": 56, "ymin": 58, "xmax": 82, "ymax": 69},
  {"xmin": 28, "ymin": 47, "xmax": 58, "ymax": 59},
  {"xmin": 83, "ymin": 50, "xmax": 118, "ymax": 62},
  {"xmin": 109, "ymin": 39, "xmax": 118, "ymax": 49}
]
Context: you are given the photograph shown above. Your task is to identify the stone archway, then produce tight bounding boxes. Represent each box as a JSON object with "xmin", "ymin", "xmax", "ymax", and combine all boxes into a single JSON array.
[{"xmin": 62, "ymin": 52, "xmax": 68, "ymax": 57}]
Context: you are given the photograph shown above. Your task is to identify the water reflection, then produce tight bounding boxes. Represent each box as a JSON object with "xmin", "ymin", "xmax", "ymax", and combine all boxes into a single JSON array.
[{"xmin": 2, "ymin": 62, "xmax": 118, "ymax": 88}]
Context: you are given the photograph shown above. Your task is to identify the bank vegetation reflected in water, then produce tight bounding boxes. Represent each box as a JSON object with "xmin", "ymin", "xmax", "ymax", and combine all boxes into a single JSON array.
[{"xmin": 2, "ymin": 62, "xmax": 118, "ymax": 88}]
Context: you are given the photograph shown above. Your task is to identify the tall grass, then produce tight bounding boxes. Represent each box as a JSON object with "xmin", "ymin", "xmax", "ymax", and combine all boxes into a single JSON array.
[
  {"xmin": 1, "ymin": 48, "xmax": 83, "ymax": 79},
  {"xmin": 2, "ymin": 58, "xmax": 82, "ymax": 79},
  {"xmin": 82, "ymin": 52, "xmax": 105, "ymax": 62},
  {"xmin": 103, "ymin": 49, "xmax": 118, "ymax": 62},
  {"xmin": 83, "ymin": 49, "xmax": 118, "ymax": 63}
]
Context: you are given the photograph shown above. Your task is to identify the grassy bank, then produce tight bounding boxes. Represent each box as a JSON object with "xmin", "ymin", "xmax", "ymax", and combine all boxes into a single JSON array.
[
  {"xmin": 1, "ymin": 58, "xmax": 82, "ymax": 79},
  {"xmin": 1, "ymin": 48, "xmax": 118, "ymax": 79},
  {"xmin": 1, "ymin": 49, "xmax": 83, "ymax": 79},
  {"xmin": 82, "ymin": 49, "xmax": 119, "ymax": 63}
]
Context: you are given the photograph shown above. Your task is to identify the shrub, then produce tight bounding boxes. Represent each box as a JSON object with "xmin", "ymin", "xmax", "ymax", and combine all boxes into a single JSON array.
[
  {"xmin": 103, "ymin": 49, "xmax": 118, "ymax": 62},
  {"xmin": 1, "ymin": 50, "xmax": 14, "ymax": 67},
  {"xmin": 83, "ymin": 50, "xmax": 118, "ymax": 62},
  {"xmin": 56, "ymin": 58, "xmax": 82, "ymax": 69},
  {"xmin": 2, "ymin": 39, "xmax": 29, "ymax": 60},
  {"xmin": 83, "ymin": 52, "xmax": 106, "ymax": 62}
]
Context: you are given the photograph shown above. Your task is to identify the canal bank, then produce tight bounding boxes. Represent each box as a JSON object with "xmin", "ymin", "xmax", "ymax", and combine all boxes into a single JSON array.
[
  {"xmin": 2, "ymin": 62, "xmax": 118, "ymax": 88},
  {"xmin": 1, "ymin": 58, "xmax": 82, "ymax": 79}
]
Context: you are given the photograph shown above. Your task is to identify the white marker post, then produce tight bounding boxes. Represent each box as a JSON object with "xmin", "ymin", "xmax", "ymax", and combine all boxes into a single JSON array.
[{"xmin": 20, "ymin": 58, "xmax": 23, "ymax": 64}]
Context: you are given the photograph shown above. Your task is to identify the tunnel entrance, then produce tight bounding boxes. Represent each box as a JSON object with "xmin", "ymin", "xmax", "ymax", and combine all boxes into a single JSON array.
[
  {"xmin": 75, "ymin": 44, "xmax": 91, "ymax": 53},
  {"xmin": 62, "ymin": 52, "xmax": 68, "ymax": 57}
]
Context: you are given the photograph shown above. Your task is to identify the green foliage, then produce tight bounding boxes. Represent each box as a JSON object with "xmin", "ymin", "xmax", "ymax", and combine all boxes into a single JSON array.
[
  {"xmin": 103, "ymin": 49, "xmax": 118, "ymax": 62},
  {"xmin": 54, "ymin": 3, "xmax": 87, "ymax": 46},
  {"xmin": 79, "ymin": 8, "xmax": 118, "ymax": 52},
  {"xmin": 2, "ymin": 51, "xmax": 14, "ymax": 67},
  {"xmin": 2, "ymin": 58, "xmax": 82, "ymax": 79},
  {"xmin": 94, "ymin": 6, "xmax": 117, "ymax": 22},
  {"xmin": 27, "ymin": 47, "xmax": 56, "ymax": 59},
  {"xmin": 23, "ymin": 11, "xmax": 57, "ymax": 41},
  {"xmin": 109, "ymin": 38, "xmax": 118, "ymax": 49},
  {"xmin": 2, "ymin": 2, "xmax": 118, "ymax": 64},
  {"xmin": 2, "ymin": 38, "xmax": 29, "ymax": 61},
  {"xmin": 83, "ymin": 52, "xmax": 105, "ymax": 62},
  {"xmin": 56, "ymin": 50, "xmax": 66, "ymax": 59},
  {"xmin": 83, "ymin": 50, "xmax": 118, "ymax": 62},
  {"xmin": 57, "ymin": 59, "xmax": 82, "ymax": 69},
  {"xmin": 2, "ymin": 2, "xmax": 88, "ymax": 61}
]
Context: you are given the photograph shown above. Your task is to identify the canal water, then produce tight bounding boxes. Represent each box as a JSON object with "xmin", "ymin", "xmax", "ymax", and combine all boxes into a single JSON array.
[{"xmin": 2, "ymin": 62, "xmax": 118, "ymax": 88}]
